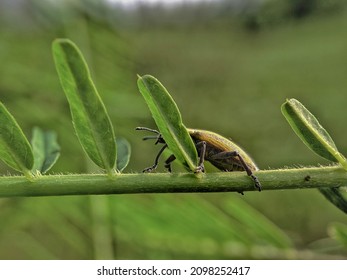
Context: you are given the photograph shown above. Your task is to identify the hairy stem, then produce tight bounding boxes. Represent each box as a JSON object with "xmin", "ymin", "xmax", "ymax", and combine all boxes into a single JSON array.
[{"xmin": 0, "ymin": 166, "xmax": 346, "ymax": 198}]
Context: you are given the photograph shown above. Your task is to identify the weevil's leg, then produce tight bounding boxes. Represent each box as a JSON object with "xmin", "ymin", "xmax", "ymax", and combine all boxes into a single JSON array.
[
  {"xmin": 250, "ymin": 174, "xmax": 261, "ymax": 192},
  {"xmin": 164, "ymin": 141, "xmax": 206, "ymax": 173},
  {"xmin": 210, "ymin": 151, "xmax": 262, "ymax": 191},
  {"xmin": 143, "ymin": 144, "xmax": 168, "ymax": 173},
  {"xmin": 194, "ymin": 141, "xmax": 206, "ymax": 173},
  {"xmin": 164, "ymin": 154, "xmax": 176, "ymax": 172}
]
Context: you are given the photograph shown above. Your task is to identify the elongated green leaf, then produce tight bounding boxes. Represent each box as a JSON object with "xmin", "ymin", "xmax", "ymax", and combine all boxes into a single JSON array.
[
  {"xmin": 281, "ymin": 99, "xmax": 347, "ymax": 166},
  {"xmin": 137, "ymin": 75, "xmax": 198, "ymax": 171},
  {"xmin": 319, "ymin": 187, "xmax": 347, "ymax": 214},
  {"xmin": 282, "ymin": 99, "xmax": 347, "ymax": 214},
  {"xmin": 31, "ymin": 127, "xmax": 60, "ymax": 174},
  {"xmin": 0, "ymin": 102, "xmax": 33, "ymax": 177},
  {"xmin": 116, "ymin": 137, "xmax": 131, "ymax": 172},
  {"xmin": 52, "ymin": 39, "xmax": 116, "ymax": 173}
]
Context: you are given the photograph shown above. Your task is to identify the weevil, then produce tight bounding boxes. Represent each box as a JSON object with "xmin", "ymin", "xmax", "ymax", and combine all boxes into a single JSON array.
[{"xmin": 136, "ymin": 127, "xmax": 261, "ymax": 191}]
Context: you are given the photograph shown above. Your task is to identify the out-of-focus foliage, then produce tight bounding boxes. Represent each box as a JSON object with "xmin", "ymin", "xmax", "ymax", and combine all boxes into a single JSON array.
[
  {"xmin": 31, "ymin": 127, "xmax": 60, "ymax": 174},
  {"xmin": 0, "ymin": 0, "xmax": 347, "ymax": 259},
  {"xmin": 241, "ymin": 0, "xmax": 346, "ymax": 31}
]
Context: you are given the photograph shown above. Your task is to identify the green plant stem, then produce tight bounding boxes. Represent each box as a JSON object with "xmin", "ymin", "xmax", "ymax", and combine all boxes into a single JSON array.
[{"xmin": 0, "ymin": 166, "xmax": 346, "ymax": 198}]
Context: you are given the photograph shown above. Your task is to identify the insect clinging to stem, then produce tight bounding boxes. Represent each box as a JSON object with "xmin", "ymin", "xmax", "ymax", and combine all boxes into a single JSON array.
[{"xmin": 136, "ymin": 127, "xmax": 261, "ymax": 191}]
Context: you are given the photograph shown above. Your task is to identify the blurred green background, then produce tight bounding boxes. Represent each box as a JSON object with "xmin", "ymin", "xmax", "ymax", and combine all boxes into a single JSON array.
[{"xmin": 0, "ymin": 0, "xmax": 347, "ymax": 259}]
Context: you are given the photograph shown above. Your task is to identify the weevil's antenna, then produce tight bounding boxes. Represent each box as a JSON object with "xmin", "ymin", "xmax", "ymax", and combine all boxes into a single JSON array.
[
  {"xmin": 135, "ymin": 127, "xmax": 160, "ymax": 134},
  {"xmin": 135, "ymin": 127, "xmax": 165, "ymax": 144}
]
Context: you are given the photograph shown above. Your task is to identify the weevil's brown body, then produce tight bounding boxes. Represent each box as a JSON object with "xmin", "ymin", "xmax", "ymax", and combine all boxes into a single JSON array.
[{"xmin": 188, "ymin": 129, "xmax": 258, "ymax": 172}]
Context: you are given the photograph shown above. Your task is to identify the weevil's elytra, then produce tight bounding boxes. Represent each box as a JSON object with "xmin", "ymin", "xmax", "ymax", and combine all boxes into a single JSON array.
[
  {"xmin": 188, "ymin": 129, "xmax": 258, "ymax": 173},
  {"xmin": 136, "ymin": 127, "xmax": 261, "ymax": 191}
]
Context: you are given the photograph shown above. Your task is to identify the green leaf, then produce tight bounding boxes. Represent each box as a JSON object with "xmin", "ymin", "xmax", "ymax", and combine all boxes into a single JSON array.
[
  {"xmin": 116, "ymin": 137, "xmax": 131, "ymax": 172},
  {"xmin": 31, "ymin": 127, "xmax": 60, "ymax": 174},
  {"xmin": 318, "ymin": 187, "xmax": 347, "ymax": 214},
  {"xmin": 281, "ymin": 98, "xmax": 347, "ymax": 167},
  {"xmin": 282, "ymin": 99, "xmax": 347, "ymax": 214},
  {"xmin": 52, "ymin": 39, "xmax": 116, "ymax": 174},
  {"xmin": 0, "ymin": 102, "xmax": 34, "ymax": 177},
  {"xmin": 137, "ymin": 75, "xmax": 198, "ymax": 171}
]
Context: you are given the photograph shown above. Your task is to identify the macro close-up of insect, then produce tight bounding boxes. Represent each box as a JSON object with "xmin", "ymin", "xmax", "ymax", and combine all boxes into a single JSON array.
[
  {"xmin": 136, "ymin": 127, "xmax": 261, "ymax": 191},
  {"xmin": 2, "ymin": 0, "xmax": 347, "ymax": 265}
]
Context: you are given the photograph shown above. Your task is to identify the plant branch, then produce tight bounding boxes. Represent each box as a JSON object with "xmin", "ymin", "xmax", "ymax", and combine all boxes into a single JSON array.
[{"xmin": 0, "ymin": 166, "xmax": 346, "ymax": 198}]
